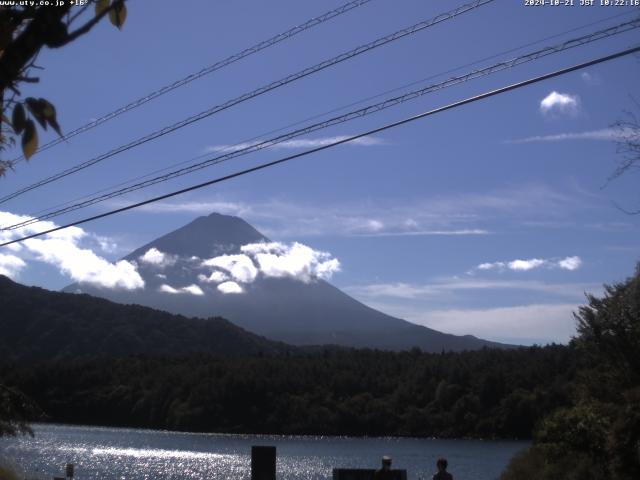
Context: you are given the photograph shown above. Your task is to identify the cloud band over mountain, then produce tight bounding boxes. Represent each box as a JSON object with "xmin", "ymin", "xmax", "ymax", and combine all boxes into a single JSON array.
[{"xmin": 141, "ymin": 241, "xmax": 341, "ymax": 295}]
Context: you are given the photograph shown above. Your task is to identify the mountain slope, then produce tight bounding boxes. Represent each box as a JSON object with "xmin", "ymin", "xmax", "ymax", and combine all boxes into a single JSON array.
[
  {"xmin": 66, "ymin": 213, "xmax": 509, "ymax": 352},
  {"xmin": 0, "ymin": 275, "xmax": 287, "ymax": 362}
]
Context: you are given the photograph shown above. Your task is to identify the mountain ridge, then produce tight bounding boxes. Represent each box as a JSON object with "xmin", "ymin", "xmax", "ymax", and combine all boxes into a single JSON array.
[{"xmin": 0, "ymin": 274, "xmax": 288, "ymax": 362}]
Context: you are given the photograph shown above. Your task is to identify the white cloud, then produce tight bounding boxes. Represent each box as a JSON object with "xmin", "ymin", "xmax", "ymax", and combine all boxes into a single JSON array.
[
  {"xmin": 199, "ymin": 242, "xmax": 340, "ymax": 288},
  {"xmin": 0, "ymin": 253, "xmax": 26, "ymax": 278},
  {"xmin": 205, "ymin": 135, "xmax": 385, "ymax": 153},
  {"xmin": 182, "ymin": 284, "xmax": 204, "ymax": 296},
  {"xmin": 477, "ymin": 262, "xmax": 504, "ymax": 270},
  {"xmin": 558, "ymin": 256, "xmax": 582, "ymax": 271},
  {"xmin": 139, "ymin": 248, "xmax": 175, "ymax": 268},
  {"xmin": 159, "ymin": 283, "xmax": 204, "ymax": 295},
  {"xmin": 159, "ymin": 284, "xmax": 180, "ymax": 294},
  {"xmin": 0, "ymin": 210, "xmax": 144, "ymax": 290},
  {"xmin": 540, "ymin": 91, "xmax": 580, "ymax": 115},
  {"xmin": 507, "ymin": 127, "xmax": 638, "ymax": 144},
  {"xmin": 217, "ymin": 281, "xmax": 243, "ymax": 294},
  {"xmin": 508, "ymin": 258, "xmax": 546, "ymax": 271},
  {"xmin": 241, "ymin": 242, "xmax": 340, "ymax": 282},
  {"xmin": 198, "ymin": 271, "xmax": 228, "ymax": 283},
  {"xmin": 471, "ymin": 256, "xmax": 582, "ymax": 273},
  {"xmin": 24, "ymin": 237, "xmax": 144, "ymax": 290},
  {"xmin": 202, "ymin": 254, "xmax": 258, "ymax": 283}
]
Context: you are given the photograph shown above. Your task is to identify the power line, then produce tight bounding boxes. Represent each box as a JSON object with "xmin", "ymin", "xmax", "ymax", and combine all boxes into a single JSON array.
[
  {"xmin": 0, "ymin": 0, "xmax": 496, "ymax": 205},
  {"xmin": 8, "ymin": 0, "xmax": 375, "ymax": 165},
  {"xmin": 4, "ymin": 17, "xmax": 638, "ymax": 231},
  {"xmin": 19, "ymin": 8, "xmax": 634, "ymax": 225},
  {"xmin": 2, "ymin": 44, "xmax": 638, "ymax": 248}
]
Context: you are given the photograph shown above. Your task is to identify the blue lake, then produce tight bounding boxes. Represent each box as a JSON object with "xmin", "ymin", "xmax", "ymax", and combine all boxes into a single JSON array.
[{"xmin": 0, "ymin": 424, "xmax": 527, "ymax": 479}]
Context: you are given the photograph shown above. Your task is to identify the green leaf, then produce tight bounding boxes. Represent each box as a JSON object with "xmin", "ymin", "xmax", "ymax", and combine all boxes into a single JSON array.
[
  {"xmin": 109, "ymin": 2, "xmax": 127, "ymax": 30},
  {"xmin": 95, "ymin": 0, "xmax": 109, "ymax": 17},
  {"xmin": 25, "ymin": 97, "xmax": 47, "ymax": 130},
  {"xmin": 12, "ymin": 104, "xmax": 26, "ymax": 134},
  {"xmin": 21, "ymin": 120, "xmax": 38, "ymax": 160},
  {"xmin": 39, "ymin": 98, "xmax": 62, "ymax": 137}
]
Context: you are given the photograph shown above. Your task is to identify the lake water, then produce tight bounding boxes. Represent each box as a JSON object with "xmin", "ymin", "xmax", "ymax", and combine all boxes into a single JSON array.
[{"xmin": 0, "ymin": 424, "xmax": 527, "ymax": 480}]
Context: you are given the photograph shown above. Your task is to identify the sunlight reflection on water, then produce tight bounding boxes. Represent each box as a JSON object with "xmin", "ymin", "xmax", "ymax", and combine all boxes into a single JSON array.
[{"xmin": 0, "ymin": 424, "xmax": 528, "ymax": 480}]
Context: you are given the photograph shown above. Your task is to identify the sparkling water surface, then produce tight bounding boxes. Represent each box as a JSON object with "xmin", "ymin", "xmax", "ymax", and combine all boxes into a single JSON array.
[{"xmin": 0, "ymin": 424, "xmax": 527, "ymax": 480}]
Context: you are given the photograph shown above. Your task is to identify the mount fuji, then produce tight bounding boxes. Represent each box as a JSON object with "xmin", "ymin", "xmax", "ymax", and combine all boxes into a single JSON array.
[{"xmin": 65, "ymin": 213, "xmax": 508, "ymax": 352}]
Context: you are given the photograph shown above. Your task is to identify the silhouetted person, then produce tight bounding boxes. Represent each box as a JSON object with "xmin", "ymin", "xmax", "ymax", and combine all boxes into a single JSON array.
[
  {"xmin": 432, "ymin": 457, "xmax": 453, "ymax": 480},
  {"xmin": 374, "ymin": 456, "xmax": 394, "ymax": 480}
]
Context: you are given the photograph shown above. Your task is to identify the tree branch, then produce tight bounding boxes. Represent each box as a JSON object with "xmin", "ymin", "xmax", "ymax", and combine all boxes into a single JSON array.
[
  {"xmin": 63, "ymin": 0, "xmax": 125, "ymax": 46},
  {"xmin": 0, "ymin": 5, "xmax": 72, "ymax": 91}
]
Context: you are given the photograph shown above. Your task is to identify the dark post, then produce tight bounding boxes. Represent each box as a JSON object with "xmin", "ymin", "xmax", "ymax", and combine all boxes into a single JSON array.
[{"xmin": 251, "ymin": 445, "xmax": 276, "ymax": 480}]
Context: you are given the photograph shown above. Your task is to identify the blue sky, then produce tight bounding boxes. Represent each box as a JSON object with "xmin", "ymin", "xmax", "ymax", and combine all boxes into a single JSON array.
[{"xmin": 1, "ymin": 0, "xmax": 639, "ymax": 345}]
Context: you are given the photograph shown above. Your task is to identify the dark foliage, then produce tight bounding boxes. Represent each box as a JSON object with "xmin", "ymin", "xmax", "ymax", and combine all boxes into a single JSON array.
[
  {"xmin": 0, "ymin": 383, "xmax": 42, "ymax": 437},
  {"xmin": 501, "ymin": 265, "xmax": 640, "ymax": 479},
  {"xmin": 1, "ymin": 345, "xmax": 575, "ymax": 439}
]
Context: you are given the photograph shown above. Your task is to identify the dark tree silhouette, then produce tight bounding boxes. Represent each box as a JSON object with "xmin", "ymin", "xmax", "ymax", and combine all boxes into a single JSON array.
[
  {"xmin": 0, "ymin": 383, "xmax": 41, "ymax": 437},
  {"xmin": 502, "ymin": 265, "xmax": 640, "ymax": 480},
  {"xmin": 610, "ymin": 99, "xmax": 640, "ymax": 214}
]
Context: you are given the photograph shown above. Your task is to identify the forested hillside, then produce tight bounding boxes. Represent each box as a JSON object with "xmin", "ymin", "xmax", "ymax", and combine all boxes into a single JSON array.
[
  {"xmin": 0, "ymin": 275, "xmax": 286, "ymax": 361},
  {"xmin": 1, "ymin": 345, "xmax": 574, "ymax": 439}
]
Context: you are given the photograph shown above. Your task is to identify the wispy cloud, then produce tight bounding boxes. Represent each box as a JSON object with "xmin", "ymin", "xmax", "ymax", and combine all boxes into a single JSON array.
[
  {"xmin": 111, "ymin": 183, "xmax": 597, "ymax": 238},
  {"xmin": 473, "ymin": 256, "xmax": 582, "ymax": 273},
  {"xmin": 353, "ymin": 229, "xmax": 490, "ymax": 237},
  {"xmin": 344, "ymin": 278, "xmax": 597, "ymax": 300},
  {"xmin": 580, "ymin": 71, "xmax": 601, "ymax": 86},
  {"xmin": 507, "ymin": 127, "xmax": 638, "ymax": 144},
  {"xmin": 540, "ymin": 91, "xmax": 580, "ymax": 115},
  {"xmin": 126, "ymin": 200, "xmax": 251, "ymax": 216},
  {"xmin": 205, "ymin": 135, "xmax": 385, "ymax": 153}
]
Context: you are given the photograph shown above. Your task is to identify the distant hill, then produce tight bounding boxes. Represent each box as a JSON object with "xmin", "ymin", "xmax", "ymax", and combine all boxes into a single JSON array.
[
  {"xmin": 65, "ymin": 212, "xmax": 510, "ymax": 352},
  {"xmin": 0, "ymin": 275, "xmax": 287, "ymax": 362}
]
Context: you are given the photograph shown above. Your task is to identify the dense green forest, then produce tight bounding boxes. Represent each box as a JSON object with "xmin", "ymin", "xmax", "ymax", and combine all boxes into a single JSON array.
[{"xmin": 1, "ymin": 345, "xmax": 574, "ymax": 439}]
